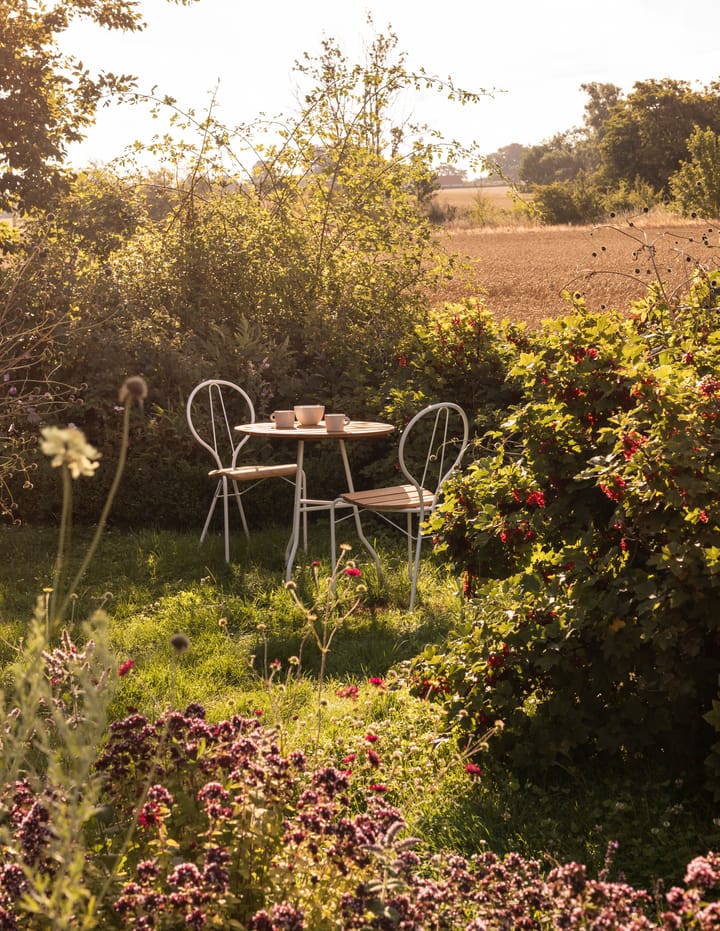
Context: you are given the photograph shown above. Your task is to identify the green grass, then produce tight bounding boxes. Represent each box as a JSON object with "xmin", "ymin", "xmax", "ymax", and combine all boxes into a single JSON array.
[{"xmin": 1, "ymin": 520, "xmax": 717, "ymax": 891}]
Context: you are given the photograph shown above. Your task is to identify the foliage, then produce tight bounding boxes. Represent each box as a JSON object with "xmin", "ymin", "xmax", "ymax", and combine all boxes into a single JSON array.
[
  {"xmin": 519, "ymin": 131, "xmax": 591, "ymax": 187},
  {"xmin": 0, "ymin": 0, "xmax": 199, "ymax": 213},
  {"xmin": 382, "ymin": 299, "xmax": 523, "ymax": 434},
  {"xmin": 599, "ymin": 78, "xmax": 720, "ymax": 195},
  {"xmin": 529, "ymin": 176, "xmax": 605, "ymax": 225},
  {"xmin": 0, "ymin": 231, "xmax": 84, "ymax": 522},
  {"xmin": 670, "ymin": 126, "xmax": 720, "ymax": 218},
  {"xmin": 6, "ymin": 24, "xmax": 494, "ymax": 526},
  {"xmin": 418, "ymin": 276, "xmax": 720, "ymax": 783},
  {"xmin": 1, "ymin": 691, "xmax": 720, "ymax": 927}
]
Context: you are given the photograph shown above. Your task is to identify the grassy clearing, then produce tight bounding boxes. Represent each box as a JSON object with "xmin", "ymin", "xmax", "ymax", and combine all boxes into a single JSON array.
[{"xmin": 1, "ymin": 520, "xmax": 717, "ymax": 891}]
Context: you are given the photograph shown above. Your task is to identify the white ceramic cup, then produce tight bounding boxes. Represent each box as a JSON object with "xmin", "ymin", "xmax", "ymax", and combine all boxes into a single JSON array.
[
  {"xmin": 325, "ymin": 413, "xmax": 350, "ymax": 432},
  {"xmin": 293, "ymin": 404, "xmax": 325, "ymax": 426},
  {"xmin": 270, "ymin": 410, "xmax": 296, "ymax": 430}
]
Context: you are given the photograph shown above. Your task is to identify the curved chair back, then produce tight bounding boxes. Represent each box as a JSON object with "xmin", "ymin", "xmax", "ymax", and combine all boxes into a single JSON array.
[
  {"xmin": 398, "ymin": 402, "xmax": 469, "ymax": 520},
  {"xmin": 186, "ymin": 379, "xmax": 255, "ymax": 472}
]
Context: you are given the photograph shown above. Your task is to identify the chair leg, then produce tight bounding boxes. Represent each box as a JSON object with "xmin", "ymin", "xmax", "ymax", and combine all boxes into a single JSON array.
[
  {"xmin": 406, "ymin": 513, "xmax": 414, "ymax": 580},
  {"xmin": 230, "ymin": 479, "xmax": 250, "ymax": 539},
  {"xmin": 200, "ymin": 480, "xmax": 222, "ymax": 545},
  {"xmin": 222, "ymin": 475, "xmax": 231, "ymax": 564},
  {"xmin": 409, "ymin": 525, "xmax": 425, "ymax": 613},
  {"xmin": 330, "ymin": 499, "xmax": 337, "ymax": 584}
]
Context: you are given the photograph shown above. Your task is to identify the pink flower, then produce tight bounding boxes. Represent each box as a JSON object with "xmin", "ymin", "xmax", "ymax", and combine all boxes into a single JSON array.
[
  {"xmin": 368, "ymin": 784, "xmax": 387, "ymax": 792},
  {"xmin": 336, "ymin": 685, "xmax": 359, "ymax": 700},
  {"xmin": 367, "ymin": 748, "xmax": 381, "ymax": 768},
  {"xmin": 699, "ymin": 510, "xmax": 710, "ymax": 523},
  {"xmin": 365, "ymin": 733, "xmax": 379, "ymax": 743},
  {"xmin": 118, "ymin": 659, "xmax": 134, "ymax": 677},
  {"xmin": 344, "ymin": 567, "xmax": 362, "ymax": 577},
  {"xmin": 368, "ymin": 677, "xmax": 386, "ymax": 689},
  {"xmin": 465, "ymin": 762, "xmax": 483, "ymax": 777}
]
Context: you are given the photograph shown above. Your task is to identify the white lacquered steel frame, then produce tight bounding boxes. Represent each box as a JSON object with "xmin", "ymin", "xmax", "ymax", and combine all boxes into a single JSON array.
[{"xmin": 234, "ymin": 420, "xmax": 395, "ymax": 580}]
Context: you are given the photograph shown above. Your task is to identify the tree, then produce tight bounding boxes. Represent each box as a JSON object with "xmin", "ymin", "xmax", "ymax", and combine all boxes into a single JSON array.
[
  {"xmin": 669, "ymin": 126, "xmax": 720, "ymax": 218},
  {"xmin": 0, "ymin": 0, "xmax": 198, "ymax": 213},
  {"xmin": 599, "ymin": 78, "xmax": 720, "ymax": 194},
  {"xmin": 580, "ymin": 81, "xmax": 622, "ymax": 139},
  {"xmin": 519, "ymin": 131, "xmax": 587, "ymax": 186},
  {"xmin": 485, "ymin": 143, "xmax": 526, "ymax": 184}
]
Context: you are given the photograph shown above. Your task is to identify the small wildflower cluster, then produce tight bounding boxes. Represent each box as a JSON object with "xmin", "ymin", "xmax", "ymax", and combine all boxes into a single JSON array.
[
  {"xmin": 39, "ymin": 425, "xmax": 101, "ymax": 479},
  {"xmin": 41, "ymin": 627, "xmax": 110, "ymax": 727}
]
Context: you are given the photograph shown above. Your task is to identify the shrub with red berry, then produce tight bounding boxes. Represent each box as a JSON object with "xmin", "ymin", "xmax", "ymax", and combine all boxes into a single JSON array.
[{"xmin": 422, "ymin": 280, "xmax": 720, "ymax": 779}]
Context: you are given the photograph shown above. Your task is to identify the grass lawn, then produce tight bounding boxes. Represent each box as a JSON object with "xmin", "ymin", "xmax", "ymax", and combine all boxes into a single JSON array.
[{"xmin": 1, "ymin": 519, "xmax": 718, "ymax": 892}]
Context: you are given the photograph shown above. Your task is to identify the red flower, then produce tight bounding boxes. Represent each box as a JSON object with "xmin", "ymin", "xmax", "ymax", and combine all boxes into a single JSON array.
[
  {"xmin": 367, "ymin": 748, "xmax": 381, "ymax": 768},
  {"xmin": 699, "ymin": 510, "xmax": 710, "ymax": 523},
  {"xmin": 465, "ymin": 762, "xmax": 483, "ymax": 777},
  {"xmin": 368, "ymin": 784, "xmax": 387, "ymax": 792},
  {"xmin": 344, "ymin": 567, "xmax": 362, "ymax": 577},
  {"xmin": 365, "ymin": 733, "xmax": 379, "ymax": 742},
  {"xmin": 368, "ymin": 677, "xmax": 386, "ymax": 689},
  {"xmin": 118, "ymin": 659, "xmax": 134, "ymax": 677}
]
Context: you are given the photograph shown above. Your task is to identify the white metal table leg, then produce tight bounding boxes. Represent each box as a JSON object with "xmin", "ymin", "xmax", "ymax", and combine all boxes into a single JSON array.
[
  {"xmin": 284, "ymin": 440, "xmax": 305, "ymax": 581},
  {"xmin": 338, "ymin": 439, "xmax": 383, "ymax": 580}
]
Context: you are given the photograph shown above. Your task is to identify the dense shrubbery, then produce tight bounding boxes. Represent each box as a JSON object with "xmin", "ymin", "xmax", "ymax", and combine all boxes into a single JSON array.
[
  {"xmin": 413, "ymin": 272, "xmax": 720, "ymax": 786},
  {"xmin": 3, "ymin": 27, "xmax": 489, "ymax": 528}
]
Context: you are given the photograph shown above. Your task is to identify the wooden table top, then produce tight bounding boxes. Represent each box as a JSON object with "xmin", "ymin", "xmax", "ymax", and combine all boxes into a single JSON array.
[{"xmin": 235, "ymin": 420, "xmax": 396, "ymax": 441}]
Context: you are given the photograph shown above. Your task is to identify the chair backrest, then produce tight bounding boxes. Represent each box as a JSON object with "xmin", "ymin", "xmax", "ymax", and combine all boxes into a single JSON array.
[
  {"xmin": 398, "ymin": 402, "xmax": 469, "ymax": 507},
  {"xmin": 186, "ymin": 379, "xmax": 255, "ymax": 471}
]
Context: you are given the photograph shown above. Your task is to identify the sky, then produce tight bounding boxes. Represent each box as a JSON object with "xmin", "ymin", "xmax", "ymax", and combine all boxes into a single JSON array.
[{"xmin": 62, "ymin": 0, "xmax": 720, "ymax": 175}]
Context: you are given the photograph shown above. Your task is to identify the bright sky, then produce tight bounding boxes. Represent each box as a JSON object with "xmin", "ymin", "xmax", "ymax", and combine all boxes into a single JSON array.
[{"xmin": 63, "ymin": 0, "xmax": 720, "ymax": 174}]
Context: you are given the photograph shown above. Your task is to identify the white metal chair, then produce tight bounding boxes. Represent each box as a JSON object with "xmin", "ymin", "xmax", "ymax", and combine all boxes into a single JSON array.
[
  {"xmin": 330, "ymin": 402, "xmax": 469, "ymax": 610},
  {"xmin": 186, "ymin": 379, "xmax": 304, "ymax": 563}
]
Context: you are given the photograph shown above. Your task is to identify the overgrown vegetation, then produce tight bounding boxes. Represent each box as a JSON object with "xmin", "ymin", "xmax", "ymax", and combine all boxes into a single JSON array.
[{"xmin": 2, "ymin": 7, "xmax": 720, "ymax": 927}]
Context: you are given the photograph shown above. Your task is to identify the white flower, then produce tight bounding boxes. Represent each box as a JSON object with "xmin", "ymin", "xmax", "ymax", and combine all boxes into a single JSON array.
[{"xmin": 40, "ymin": 426, "xmax": 101, "ymax": 479}]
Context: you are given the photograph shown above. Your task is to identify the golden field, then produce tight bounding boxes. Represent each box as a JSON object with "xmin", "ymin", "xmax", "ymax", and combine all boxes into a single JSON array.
[{"xmin": 431, "ymin": 190, "xmax": 720, "ymax": 330}]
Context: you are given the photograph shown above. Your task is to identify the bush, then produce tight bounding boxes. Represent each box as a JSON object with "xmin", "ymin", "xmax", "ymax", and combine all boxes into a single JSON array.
[
  {"xmin": 531, "ymin": 178, "xmax": 605, "ymax": 224},
  {"xmin": 382, "ymin": 299, "xmax": 523, "ymax": 433},
  {"xmin": 415, "ymin": 276, "xmax": 720, "ymax": 781}
]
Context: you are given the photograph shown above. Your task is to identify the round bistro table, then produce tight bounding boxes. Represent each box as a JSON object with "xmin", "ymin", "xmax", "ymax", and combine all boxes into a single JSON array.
[{"xmin": 235, "ymin": 420, "xmax": 395, "ymax": 580}]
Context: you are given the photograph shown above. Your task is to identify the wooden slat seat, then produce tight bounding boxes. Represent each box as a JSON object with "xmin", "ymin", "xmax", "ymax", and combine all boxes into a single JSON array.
[
  {"xmin": 340, "ymin": 484, "xmax": 433, "ymax": 512},
  {"xmin": 210, "ymin": 464, "xmax": 298, "ymax": 481}
]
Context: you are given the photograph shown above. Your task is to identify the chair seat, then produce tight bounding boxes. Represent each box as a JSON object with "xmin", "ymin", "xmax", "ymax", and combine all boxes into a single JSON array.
[
  {"xmin": 340, "ymin": 483, "xmax": 433, "ymax": 512},
  {"xmin": 210, "ymin": 463, "xmax": 298, "ymax": 481}
]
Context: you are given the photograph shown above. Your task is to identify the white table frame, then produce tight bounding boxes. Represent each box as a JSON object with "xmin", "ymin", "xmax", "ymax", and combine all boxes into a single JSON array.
[{"xmin": 235, "ymin": 420, "xmax": 395, "ymax": 580}]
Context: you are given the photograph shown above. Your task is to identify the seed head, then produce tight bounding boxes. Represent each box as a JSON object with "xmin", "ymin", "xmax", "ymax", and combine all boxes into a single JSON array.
[
  {"xmin": 118, "ymin": 376, "xmax": 148, "ymax": 408},
  {"xmin": 169, "ymin": 633, "xmax": 189, "ymax": 653}
]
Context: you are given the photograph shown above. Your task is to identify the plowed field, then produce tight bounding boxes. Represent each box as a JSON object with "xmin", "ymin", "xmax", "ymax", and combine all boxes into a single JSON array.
[{"xmin": 431, "ymin": 208, "xmax": 719, "ymax": 330}]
